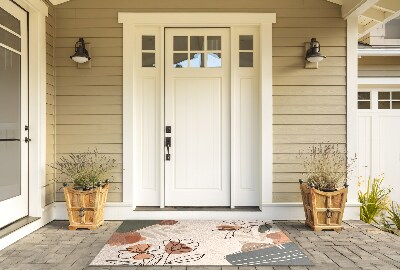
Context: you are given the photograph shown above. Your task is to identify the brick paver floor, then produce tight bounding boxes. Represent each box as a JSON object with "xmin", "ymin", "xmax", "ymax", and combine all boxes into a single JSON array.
[{"xmin": 0, "ymin": 220, "xmax": 399, "ymax": 270}]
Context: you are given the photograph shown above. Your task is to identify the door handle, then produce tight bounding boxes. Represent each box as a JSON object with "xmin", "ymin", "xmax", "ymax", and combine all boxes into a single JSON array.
[
  {"xmin": 24, "ymin": 137, "xmax": 31, "ymax": 143},
  {"xmin": 165, "ymin": 137, "xmax": 171, "ymax": 161},
  {"xmin": 0, "ymin": 139, "xmax": 20, "ymax": 142}
]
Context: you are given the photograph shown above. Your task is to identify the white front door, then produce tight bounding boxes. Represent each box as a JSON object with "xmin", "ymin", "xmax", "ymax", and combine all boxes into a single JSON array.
[
  {"xmin": 164, "ymin": 28, "xmax": 231, "ymax": 206},
  {"xmin": 358, "ymin": 90, "xmax": 400, "ymax": 203},
  {"xmin": 0, "ymin": 0, "xmax": 29, "ymax": 228}
]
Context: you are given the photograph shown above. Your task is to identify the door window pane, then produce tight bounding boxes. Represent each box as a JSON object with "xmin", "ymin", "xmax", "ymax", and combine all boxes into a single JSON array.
[
  {"xmin": 239, "ymin": 35, "xmax": 253, "ymax": 50},
  {"xmin": 378, "ymin": 101, "xmax": 390, "ymax": 109},
  {"xmin": 190, "ymin": 36, "xmax": 204, "ymax": 51},
  {"xmin": 0, "ymin": 7, "xmax": 20, "ymax": 34},
  {"xmin": 358, "ymin": 92, "xmax": 370, "ymax": 100},
  {"xmin": 189, "ymin": 53, "xmax": 204, "ymax": 68},
  {"xmin": 207, "ymin": 36, "xmax": 221, "ymax": 50},
  {"xmin": 142, "ymin": 53, "xmax": 155, "ymax": 67},
  {"xmin": 173, "ymin": 53, "xmax": 188, "ymax": 68},
  {"xmin": 392, "ymin": 101, "xmax": 400, "ymax": 109},
  {"xmin": 142, "ymin": 35, "xmax": 155, "ymax": 50},
  {"xmin": 0, "ymin": 27, "xmax": 21, "ymax": 51},
  {"xmin": 392, "ymin": 92, "xmax": 400, "ymax": 100},
  {"xmin": 173, "ymin": 36, "xmax": 188, "ymax": 51},
  {"xmin": 207, "ymin": 53, "xmax": 221, "ymax": 68},
  {"xmin": 239, "ymin": 52, "xmax": 253, "ymax": 67},
  {"xmin": 0, "ymin": 47, "xmax": 21, "ymax": 201},
  {"xmin": 378, "ymin": 92, "xmax": 390, "ymax": 100},
  {"xmin": 358, "ymin": 101, "xmax": 370, "ymax": 109}
]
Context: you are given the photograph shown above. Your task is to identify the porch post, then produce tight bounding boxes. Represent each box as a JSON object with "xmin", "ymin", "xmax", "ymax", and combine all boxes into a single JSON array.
[{"xmin": 346, "ymin": 16, "xmax": 360, "ymax": 206}]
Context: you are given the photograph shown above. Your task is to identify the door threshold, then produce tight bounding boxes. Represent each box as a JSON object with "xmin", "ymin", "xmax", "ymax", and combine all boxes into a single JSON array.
[
  {"xmin": 135, "ymin": 206, "xmax": 261, "ymax": 212},
  {"xmin": 0, "ymin": 216, "xmax": 40, "ymax": 240}
]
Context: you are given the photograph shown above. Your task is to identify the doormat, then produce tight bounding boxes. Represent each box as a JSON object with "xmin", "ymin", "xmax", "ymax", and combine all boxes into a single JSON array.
[{"xmin": 90, "ymin": 220, "xmax": 313, "ymax": 266}]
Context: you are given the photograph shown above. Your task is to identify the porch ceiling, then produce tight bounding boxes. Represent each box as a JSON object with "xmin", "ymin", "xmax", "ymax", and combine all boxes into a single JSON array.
[
  {"xmin": 326, "ymin": 0, "xmax": 400, "ymax": 40},
  {"xmin": 47, "ymin": 0, "xmax": 399, "ymax": 42}
]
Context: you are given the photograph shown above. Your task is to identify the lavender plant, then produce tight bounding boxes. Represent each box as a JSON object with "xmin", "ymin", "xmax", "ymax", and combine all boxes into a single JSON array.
[
  {"xmin": 50, "ymin": 148, "xmax": 117, "ymax": 189},
  {"xmin": 299, "ymin": 144, "xmax": 356, "ymax": 191}
]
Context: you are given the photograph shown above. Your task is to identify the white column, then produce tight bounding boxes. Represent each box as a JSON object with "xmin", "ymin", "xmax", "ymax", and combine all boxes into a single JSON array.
[{"xmin": 347, "ymin": 16, "xmax": 360, "ymax": 206}]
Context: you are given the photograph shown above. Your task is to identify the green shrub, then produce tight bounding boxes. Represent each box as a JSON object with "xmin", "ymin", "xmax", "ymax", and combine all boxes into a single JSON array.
[
  {"xmin": 383, "ymin": 201, "xmax": 400, "ymax": 230},
  {"xmin": 358, "ymin": 176, "xmax": 391, "ymax": 224}
]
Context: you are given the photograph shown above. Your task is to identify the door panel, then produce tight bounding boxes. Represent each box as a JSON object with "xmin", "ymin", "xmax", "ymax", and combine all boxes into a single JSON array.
[
  {"xmin": 0, "ymin": 0, "xmax": 28, "ymax": 229},
  {"xmin": 174, "ymin": 78, "xmax": 222, "ymax": 190},
  {"xmin": 378, "ymin": 117, "xmax": 400, "ymax": 201},
  {"xmin": 164, "ymin": 28, "xmax": 230, "ymax": 206}
]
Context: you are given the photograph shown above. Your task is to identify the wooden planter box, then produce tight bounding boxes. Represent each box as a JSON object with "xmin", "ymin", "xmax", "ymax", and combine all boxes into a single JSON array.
[
  {"xmin": 63, "ymin": 184, "xmax": 109, "ymax": 230},
  {"xmin": 300, "ymin": 182, "xmax": 348, "ymax": 231}
]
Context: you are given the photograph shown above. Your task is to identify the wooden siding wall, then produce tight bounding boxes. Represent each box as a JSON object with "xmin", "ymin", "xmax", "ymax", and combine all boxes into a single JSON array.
[
  {"xmin": 359, "ymin": 56, "xmax": 400, "ymax": 77},
  {"xmin": 45, "ymin": 0, "xmax": 56, "ymax": 206},
  {"xmin": 54, "ymin": 0, "xmax": 347, "ymax": 203}
]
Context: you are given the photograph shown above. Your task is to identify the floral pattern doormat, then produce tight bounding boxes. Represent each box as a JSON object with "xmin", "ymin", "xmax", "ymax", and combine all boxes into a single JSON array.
[{"xmin": 90, "ymin": 220, "xmax": 313, "ymax": 266}]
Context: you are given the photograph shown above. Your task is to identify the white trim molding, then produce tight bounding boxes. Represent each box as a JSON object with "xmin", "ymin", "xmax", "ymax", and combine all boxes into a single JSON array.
[
  {"xmin": 359, "ymin": 77, "xmax": 400, "ymax": 85},
  {"xmin": 119, "ymin": 13, "xmax": 276, "ymax": 210},
  {"xmin": 53, "ymin": 202, "xmax": 361, "ymax": 221},
  {"xmin": 358, "ymin": 48, "xmax": 400, "ymax": 56},
  {"xmin": 347, "ymin": 16, "xmax": 360, "ymax": 206},
  {"xmin": 12, "ymin": 0, "xmax": 48, "ymax": 218}
]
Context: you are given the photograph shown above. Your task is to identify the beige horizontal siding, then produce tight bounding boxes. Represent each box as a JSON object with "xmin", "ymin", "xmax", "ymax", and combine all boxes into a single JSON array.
[
  {"xmin": 55, "ymin": 0, "xmax": 346, "ymax": 203},
  {"xmin": 359, "ymin": 56, "xmax": 400, "ymax": 77}
]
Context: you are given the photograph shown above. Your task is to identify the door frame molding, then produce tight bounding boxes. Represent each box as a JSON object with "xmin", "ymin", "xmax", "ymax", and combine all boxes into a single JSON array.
[
  {"xmin": 12, "ymin": 0, "xmax": 48, "ymax": 218},
  {"xmin": 119, "ymin": 13, "xmax": 276, "ymax": 209}
]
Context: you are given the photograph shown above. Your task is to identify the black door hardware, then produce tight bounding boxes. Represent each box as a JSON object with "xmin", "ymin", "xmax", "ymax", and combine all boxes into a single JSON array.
[{"xmin": 165, "ymin": 137, "xmax": 171, "ymax": 161}]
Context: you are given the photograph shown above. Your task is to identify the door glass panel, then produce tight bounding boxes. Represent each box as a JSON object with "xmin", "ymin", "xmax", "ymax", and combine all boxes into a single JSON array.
[
  {"xmin": 392, "ymin": 101, "xmax": 400, "ymax": 109},
  {"xmin": 239, "ymin": 35, "xmax": 253, "ymax": 50},
  {"xmin": 0, "ymin": 27, "xmax": 21, "ymax": 51},
  {"xmin": 358, "ymin": 92, "xmax": 370, "ymax": 100},
  {"xmin": 142, "ymin": 35, "xmax": 155, "ymax": 50},
  {"xmin": 207, "ymin": 36, "xmax": 221, "ymax": 50},
  {"xmin": 392, "ymin": 92, "xmax": 400, "ymax": 100},
  {"xmin": 189, "ymin": 53, "xmax": 204, "ymax": 68},
  {"xmin": 207, "ymin": 53, "xmax": 221, "ymax": 68},
  {"xmin": 0, "ymin": 46, "xmax": 21, "ymax": 202},
  {"xmin": 239, "ymin": 52, "xmax": 253, "ymax": 67},
  {"xmin": 142, "ymin": 52, "xmax": 155, "ymax": 67},
  {"xmin": 0, "ymin": 7, "xmax": 20, "ymax": 34},
  {"xmin": 190, "ymin": 36, "xmax": 204, "ymax": 51},
  {"xmin": 173, "ymin": 53, "xmax": 188, "ymax": 68},
  {"xmin": 378, "ymin": 92, "xmax": 390, "ymax": 100},
  {"xmin": 378, "ymin": 101, "xmax": 390, "ymax": 109},
  {"xmin": 358, "ymin": 101, "xmax": 370, "ymax": 109},
  {"xmin": 173, "ymin": 36, "xmax": 188, "ymax": 51}
]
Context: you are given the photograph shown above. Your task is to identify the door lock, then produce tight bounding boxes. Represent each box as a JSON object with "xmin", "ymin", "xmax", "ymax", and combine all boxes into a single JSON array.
[{"xmin": 165, "ymin": 137, "xmax": 171, "ymax": 161}]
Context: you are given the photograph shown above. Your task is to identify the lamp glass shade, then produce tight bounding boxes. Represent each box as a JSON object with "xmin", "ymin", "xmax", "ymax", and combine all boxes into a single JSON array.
[
  {"xmin": 71, "ymin": 55, "xmax": 89, "ymax": 64},
  {"xmin": 306, "ymin": 53, "xmax": 325, "ymax": 63}
]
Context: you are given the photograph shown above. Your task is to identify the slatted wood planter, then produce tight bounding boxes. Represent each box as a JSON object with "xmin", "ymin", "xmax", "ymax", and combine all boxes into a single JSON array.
[
  {"xmin": 63, "ymin": 184, "xmax": 109, "ymax": 230},
  {"xmin": 300, "ymin": 182, "xmax": 348, "ymax": 231}
]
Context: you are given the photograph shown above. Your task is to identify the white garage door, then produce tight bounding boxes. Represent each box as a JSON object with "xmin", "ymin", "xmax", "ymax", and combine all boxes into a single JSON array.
[{"xmin": 358, "ymin": 89, "xmax": 400, "ymax": 203}]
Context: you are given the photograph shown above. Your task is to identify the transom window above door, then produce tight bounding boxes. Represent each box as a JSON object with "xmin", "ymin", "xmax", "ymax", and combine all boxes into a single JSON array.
[{"xmin": 172, "ymin": 35, "xmax": 222, "ymax": 68}]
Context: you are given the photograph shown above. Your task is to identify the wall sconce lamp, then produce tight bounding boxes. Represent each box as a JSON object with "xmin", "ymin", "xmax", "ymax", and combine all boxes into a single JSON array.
[
  {"xmin": 305, "ymin": 38, "xmax": 326, "ymax": 69},
  {"xmin": 70, "ymin": 38, "xmax": 91, "ymax": 64}
]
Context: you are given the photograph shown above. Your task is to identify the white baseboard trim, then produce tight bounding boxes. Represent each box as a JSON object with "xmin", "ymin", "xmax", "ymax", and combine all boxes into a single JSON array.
[
  {"xmin": 0, "ymin": 203, "xmax": 54, "ymax": 251},
  {"xmin": 54, "ymin": 201, "xmax": 361, "ymax": 220}
]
